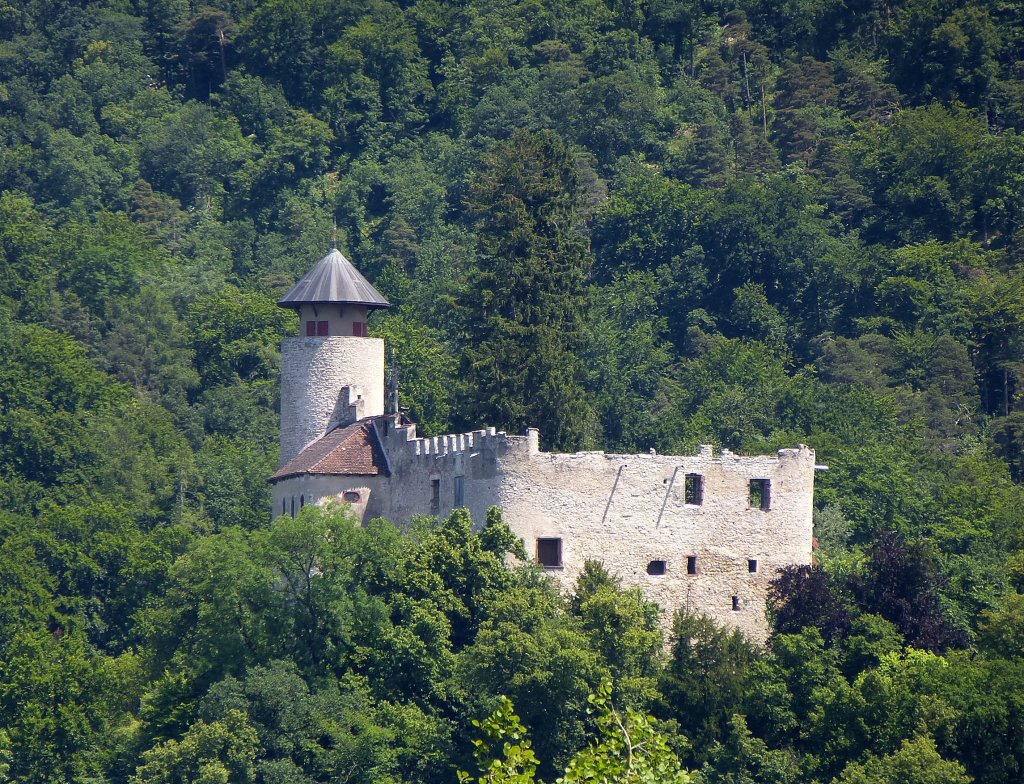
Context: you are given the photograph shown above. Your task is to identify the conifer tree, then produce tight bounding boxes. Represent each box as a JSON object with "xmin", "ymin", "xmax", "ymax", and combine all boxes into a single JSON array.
[{"xmin": 460, "ymin": 129, "xmax": 596, "ymax": 451}]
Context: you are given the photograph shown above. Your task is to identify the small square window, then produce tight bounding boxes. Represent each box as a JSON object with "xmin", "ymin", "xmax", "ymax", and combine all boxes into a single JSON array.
[
  {"xmin": 306, "ymin": 321, "xmax": 317, "ymax": 337},
  {"xmin": 317, "ymin": 320, "xmax": 329, "ymax": 336},
  {"xmin": 647, "ymin": 560, "xmax": 667, "ymax": 576},
  {"xmin": 732, "ymin": 595, "xmax": 740, "ymax": 611},
  {"xmin": 537, "ymin": 538, "xmax": 562, "ymax": 568},
  {"xmin": 684, "ymin": 473, "xmax": 704, "ymax": 505},
  {"xmin": 749, "ymin": 479, "xmax": 771, "ymax": 510},
  {"xmin": 687, "ymin": 555, "xmax": 697, "ymax": 575},
  {"xmin": 748, "ymin": 559, "xmax": 758, "ymax": 573}
]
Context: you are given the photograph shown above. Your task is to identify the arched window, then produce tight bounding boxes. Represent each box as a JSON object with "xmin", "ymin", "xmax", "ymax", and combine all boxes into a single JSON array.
[
  {"xmin": 290, "ymin": 496, "xmax": 295, "ymax": 517},
  {"xmin": 300, "ymin": 494, "xmax": 305, "ymax": 508}
]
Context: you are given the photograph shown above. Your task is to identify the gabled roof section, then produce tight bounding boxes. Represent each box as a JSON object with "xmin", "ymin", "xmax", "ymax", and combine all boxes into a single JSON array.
[
  {"xmin": 277, "ymin": 248, "xmax": 391, "ymax": 310},
  {"xmin": 270, "ymin": 418, "xmax": 390, "ymax": 482}
]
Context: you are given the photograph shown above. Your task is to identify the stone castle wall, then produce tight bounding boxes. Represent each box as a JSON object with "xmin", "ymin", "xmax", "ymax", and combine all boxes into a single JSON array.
[
  {"xmin": 272, "ymin": 416, "xmax": 815, "ymax": 641},
  {"xmin": 377, "ymin": 421, "xmax": 815, "ymax": 640},
  {"xmin": 278, "ymin": 337, "xmax": 385, "ymax": 465},
  {"xmin": 489, "ymin": 440, "xmax": 815, "ymax": 641}
]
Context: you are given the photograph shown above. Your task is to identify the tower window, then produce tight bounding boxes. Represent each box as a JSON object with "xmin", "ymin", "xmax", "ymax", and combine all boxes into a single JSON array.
[
  {"xmin": 300, "ymin": 494, "xmax": 305, "ymax": 508},
  {"xmin": 684, "ymin": 473, "xmax": 704, "ymax": 505},
  {"xmin": 454, "ymin": 475, "xmax": 464, "ymax": 507},
  {"xmin": 748, "ymin": 559, "xmax": 758, "ymax": 573},
  {"xmin": 749, "ymin": 479, "xmax": 771, "ymax": 510},
  {"xmin": 430, "ymin": 478, "xmax": 440, "ymax": 510},
  {"xmin": 305, "ymin": 321, "xmax": 317, "ymax": 336},
  {"xmin": 537, "ymin": 538, "xmax": 562, "ymax": 568},
  {"xmin": 732, "ymin": 595, "xmax": 740, "ymax": 611},
  {"xmin": 647, "ymin": 560, "xmax": 667, "ymax": 576},
  {"xmin": 687, "ymin": 556, "xmax": 697, "ymax": 575},
  {"xmin": 282, "ymin": 498, "xmax": 286, "ymax": 516},
  {"xmin": 317, "ymin": 320, "xmax": 329, "ymax": 336},
  {"xmin": 290, "ymin": 496, "xmax": 295, "ymax": 517},
  {"xmin": 352, "ymin": 321, "xmax": 369, "ymax": 337}
]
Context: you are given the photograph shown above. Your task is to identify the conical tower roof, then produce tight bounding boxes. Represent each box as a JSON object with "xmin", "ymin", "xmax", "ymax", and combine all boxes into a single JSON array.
[{"xmin": 278, "ymin": 248, "xmax": 390, "ymax": 310}]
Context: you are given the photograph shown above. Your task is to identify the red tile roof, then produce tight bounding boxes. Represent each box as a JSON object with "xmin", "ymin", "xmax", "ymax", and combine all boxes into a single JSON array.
[{"xmin": 270, "ymin": 418, "xmax": 389, "ymax": 482}]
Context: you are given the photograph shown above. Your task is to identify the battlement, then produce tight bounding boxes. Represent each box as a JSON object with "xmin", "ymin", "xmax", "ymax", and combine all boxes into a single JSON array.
[{"xmin": 381, "ymin": 420, "xmax": 542, "ymax": 459}]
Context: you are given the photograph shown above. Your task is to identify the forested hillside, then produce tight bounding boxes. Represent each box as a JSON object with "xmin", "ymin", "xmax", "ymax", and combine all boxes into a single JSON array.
[{"xmin": 3, "ymin": 0, "xmax": 1024, "ymax": 781}]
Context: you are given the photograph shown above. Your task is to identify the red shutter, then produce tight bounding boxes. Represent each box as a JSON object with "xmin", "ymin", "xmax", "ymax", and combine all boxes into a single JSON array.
[
  {"xmin": 305, "ymin": 321, "xmax": 316, "ymax": 336},
  {"xmin": 317, "ymin": 321, "xmax": 329, "ymax": 336}
]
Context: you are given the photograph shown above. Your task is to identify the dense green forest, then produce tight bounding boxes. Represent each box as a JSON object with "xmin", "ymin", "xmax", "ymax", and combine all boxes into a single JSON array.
[{"xmin": 3, "ymin": 0, "xmax": 1024, "ymax": 781}]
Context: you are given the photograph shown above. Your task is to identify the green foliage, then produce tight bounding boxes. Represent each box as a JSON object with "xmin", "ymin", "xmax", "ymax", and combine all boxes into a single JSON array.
[
  {"xmin": 5, "ymin": 0, "xmax": 1024, "ymax": 781},
  {"xmin": 460, "ymin": 681, "xmax": 693, "ymax": 784},
  {"xmin": 458, "ymin": 696, "xmax": 540, "ymax": 784},
  {"xmin": 459, "ymin": 128, "xmax": 597, "ymax": 451},
  {"xmin": 833, "ymin": 734, "xmax": 970, "ymax": 784}
]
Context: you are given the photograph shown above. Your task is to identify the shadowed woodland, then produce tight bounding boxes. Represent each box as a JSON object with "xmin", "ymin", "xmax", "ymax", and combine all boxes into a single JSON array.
[{"xmin": 3, "ymin": 0, "xmax": 1024, "ymax": 780}]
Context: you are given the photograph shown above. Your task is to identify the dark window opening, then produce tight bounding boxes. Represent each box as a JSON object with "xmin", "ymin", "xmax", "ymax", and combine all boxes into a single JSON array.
[
  {"xmin": 300, "ymin": 494, "xmax": 305, "ymax": 508},
  {"xmin": 537, "ymin": 538, "xmax": 562, "ymax": 568},
  {"xmin": 290, "ymin": 496, "xmax": 295, "ymax": 518},
  {"xmin": 305, "ymin": 321, "xmax": 316, "ymax": 337},
  {"xmin": 687, "ymin": 555, "xmax": 697, "ymax": 575},
  {"xmin": 684, "ymin": 473, "xmax": 704, "ymax": 505},
  {"xmin": 343, "ymin": 490, "xmax": 360, "ymax": 503},
  {"xmin": 317, "ymin": 320, "xmax": 329, "ymax": 336},
  {"xmin": 282, "ymin": 498, "xmax": 286, "ymax": 516},
  {"xmin": 647, "ymin": 560, "xmax": 667, "ymax": 576},
  {"xmin": 748, "ymin": 559, "xmax": 758, "ymax": 573},
  {"xmin": 454, "ymin": 475, "xmax": 464, "ymax": 507},
  {"xmin": 749, "ymin": 479, "xmax": 771, "ymax": 510},
  {"xmin": 732, "ymin": 595, "xmax": 740, "ymax": 611},
  {"xmin": 352, "ymin": 321, "xmax": 369, "ymax": 337},
  {"xmin": 430, "ymin": 478, "xmax": 440, "ymax": 509}
]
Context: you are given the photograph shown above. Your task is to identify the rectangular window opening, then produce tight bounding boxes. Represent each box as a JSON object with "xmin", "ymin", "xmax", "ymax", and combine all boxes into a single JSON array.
[
  {"xmin": 732, "ymin": 595, "xmax": 740, "ymax": 611},
  {"xmin": 684, "ymin": 473, "xmax": 704, "ymax": 505},
  {"xmin": 687, "ymin": 555, "xmax": 697, "ymax": 575},
  {"xmin": 316, "ymin": 320, "xmax": 329, "ymax": 336},
  {"xmin": 431, "ymin": 478, "xmax": 440, "ymax": 505},
  {"xmin": 647, "ymin": 559, "xmax": 667, "ymax": 576},
  {"xmin": 748, "ymin": 559, "xmax": 758, "ymax": 573},
  {"xmin": 453, "ymin": 475, "xmax": 464, "ymax": 507},
  {"xmin": 352, "ymin": 321, "xmax": 369, "ymax": 337},
  {"xmin": 537, "ymin": 537, "xmax": 562, "ymax": 568},
  {"xmin": 749, "ymin": 478, "xmax": 771, "ymax": 510},
  {"xmin": 305, "ymin": 321, "xmax": 317, "ymax": 337}
]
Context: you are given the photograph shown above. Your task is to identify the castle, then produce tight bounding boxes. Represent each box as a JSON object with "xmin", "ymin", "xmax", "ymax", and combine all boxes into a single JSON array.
[{"xmin": 269, "ymin": 247, "xmax": 817, "ymax": 641}]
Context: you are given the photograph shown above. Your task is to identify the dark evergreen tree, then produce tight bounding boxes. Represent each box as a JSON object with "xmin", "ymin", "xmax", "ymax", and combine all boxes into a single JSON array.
[{"xmin": 459, "ymin": 128, "xmax": 596, "ymax": 451}]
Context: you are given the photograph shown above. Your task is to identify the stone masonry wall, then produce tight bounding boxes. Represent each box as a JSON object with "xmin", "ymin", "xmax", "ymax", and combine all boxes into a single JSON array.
[
  {"xmin": 279, "ymin": 336, "xmax": 384, "ymax": 465},
  {"xmin": 272, "ymin": 473, "xmax": 388, "ymax": 522},
  {"xmin": 272, "ymin": 413, "xmax": 815, "ymax": 642},
  {"xmin": 374, "ymin": 419, "xmax": 815, "ymax": 641},
  {"xmin": 491, "ymin": 440, "xmax": 815, "ymax": 641}
]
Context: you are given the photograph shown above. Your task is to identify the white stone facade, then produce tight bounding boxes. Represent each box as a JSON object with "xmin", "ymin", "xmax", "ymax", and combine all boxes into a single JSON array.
[
  {"xmin": 271, "ymin": 412, "xmax": 816, "ymax": 641},
  {"xmin": 278, "ymin": 336, "xmax": 385, "ymax": 465}
]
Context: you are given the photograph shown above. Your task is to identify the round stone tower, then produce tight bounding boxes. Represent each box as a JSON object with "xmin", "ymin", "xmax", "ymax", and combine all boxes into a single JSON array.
[{"xmin": 277, "ymin": 247, "xmax": 391, "ymax": 466}]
